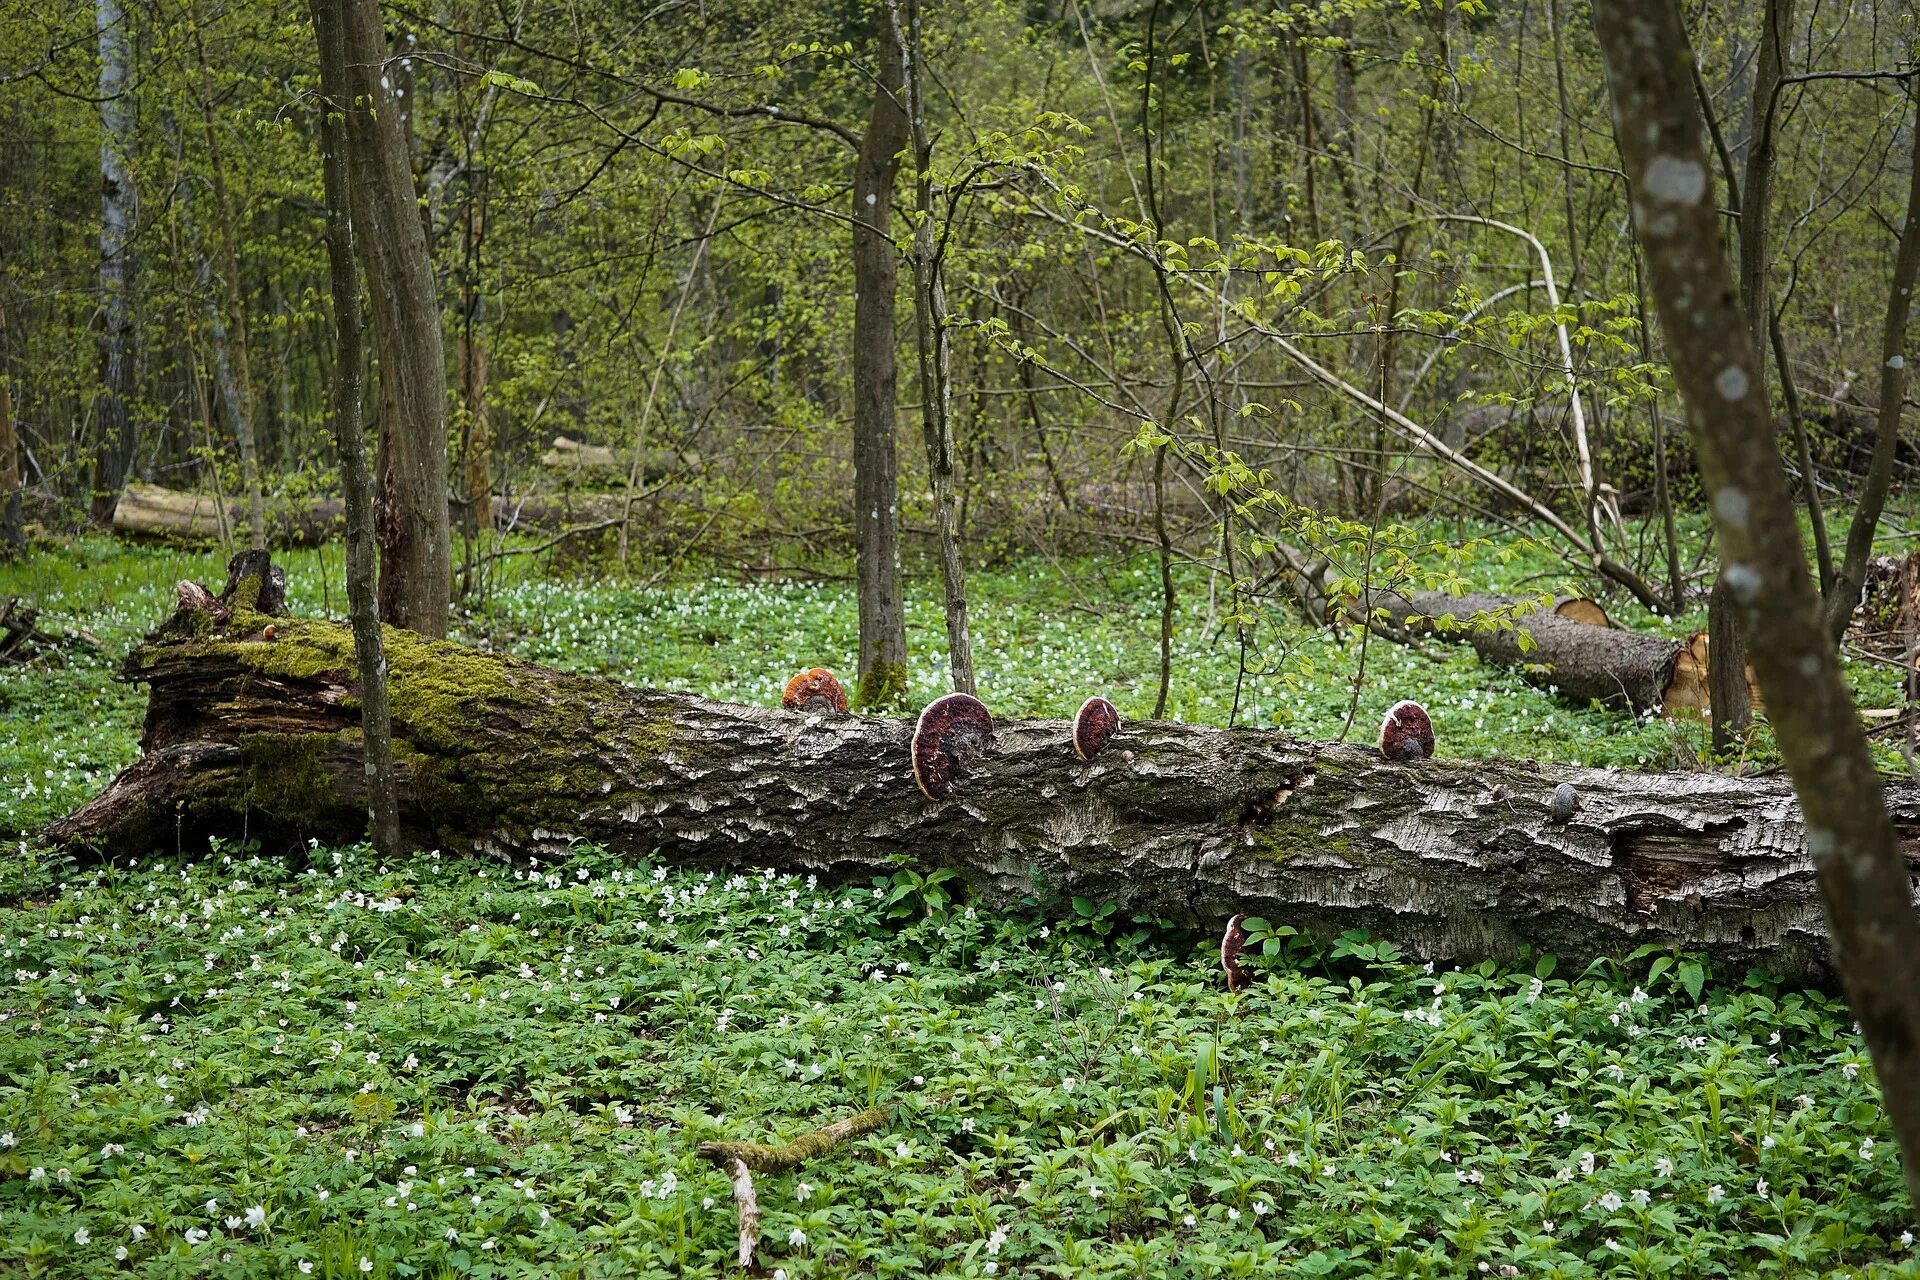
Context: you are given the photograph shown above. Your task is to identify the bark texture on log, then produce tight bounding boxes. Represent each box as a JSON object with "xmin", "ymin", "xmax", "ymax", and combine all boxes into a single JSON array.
[
  {"xmin": 48, "ymin": 573, "xmax": 1920, "ymax": 983},
  {"xmin": 1370, "ymin": 590, "xmax": 1694, "ymax": 715}
]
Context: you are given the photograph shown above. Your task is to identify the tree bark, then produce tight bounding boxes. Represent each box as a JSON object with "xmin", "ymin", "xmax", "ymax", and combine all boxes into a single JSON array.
[
  {"xmin": 1366, "ymin": 590, "xmax": 1704, "ymax": 716},
  {"xmin": 850, "ymin": 2, "xmax": 910, "ymax": 709},
  {"xmin": 312, "ymin": 0, "xmax": 401, "ymax": 857},
  {"xmin": 1594, "ymin": 0, "xmax": 1920, "ymax": 1206},
  {"xmin": 49, "ymin": 557, "xmax": 1920, "ymax": 987},
  {"xmin": 91, "ymin": 0, "xmax": 139, "ymax": 526},
  {"xmin": 332, "ymin": 0, "xmax": 452, "ymax": 636}
]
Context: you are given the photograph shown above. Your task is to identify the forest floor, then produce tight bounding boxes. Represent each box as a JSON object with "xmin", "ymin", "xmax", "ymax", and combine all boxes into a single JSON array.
[{"xmin": 1, "ymin": 526, "xmax": 1916, "ymax": 1276}]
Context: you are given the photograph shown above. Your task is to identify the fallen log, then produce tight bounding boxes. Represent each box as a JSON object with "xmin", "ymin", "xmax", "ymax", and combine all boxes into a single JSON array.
[
  {"xmin": 111, "ymin": 482, "xmax": 634, "ymax": 545},
  {"xmin": 1367, "ymin": 590, "xmax": 1759, "ymax": 717},
  {"xmin": 48, "ymin": 554, "xmax": 1920, "ymax": 983},
  {"xmin": 113, "ymin": 482, "xmax": 345, "ymax": 546}
]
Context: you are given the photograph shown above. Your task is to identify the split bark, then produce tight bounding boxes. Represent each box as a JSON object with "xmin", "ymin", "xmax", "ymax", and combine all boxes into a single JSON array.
[{"xmin": 49, "ymin": 554, "xmax": 1920, "ymax": 985}]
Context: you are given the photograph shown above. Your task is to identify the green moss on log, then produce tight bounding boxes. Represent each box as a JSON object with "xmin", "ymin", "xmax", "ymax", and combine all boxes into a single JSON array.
[
  {"xmin": 240, "ymin": 731, "xmax": 344, "ymax": 830},
  {"xmin": 852, "ymin": 660, "xmax": 908, "ymax": 711}
]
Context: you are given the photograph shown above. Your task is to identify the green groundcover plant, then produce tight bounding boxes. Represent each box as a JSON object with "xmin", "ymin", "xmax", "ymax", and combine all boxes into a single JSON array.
[{"xmin": 0, "ymin": 842, "xmax": 1913, "ymax": 1278}]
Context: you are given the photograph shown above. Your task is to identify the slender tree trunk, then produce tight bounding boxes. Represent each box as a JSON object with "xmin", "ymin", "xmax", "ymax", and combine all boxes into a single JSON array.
[
  {"xmin": 176, "ymin": 159, "xmax": 264, "ymax": 553},
  {"xmin": 1824, "ymin": 80, "xmax": 1920, "ymax": 644},
  {"xmin": 191, "ymin": 14, "xmax": 264, "ymax": 550},
  {"xmin": 894, "ymin": 0, "xmax": 974, "ymax": 696},
  {"xmin": 336, "ymin": 0, "xmax": 451, "ymax": 636},
  {"xmin": 850, "ymin": 3, "xmax": 910, "ymax": 709},
  {"xmin": 1595, "ymin": 0, "xmax": 1920, "ymax": 1205},
  {"xmin": 0, "ymin": 295, "xmax": 19, "ymax": 559},
  {"xmin": 310, "ymin": 0, "xmax": 401, "ymax": 856},
  {"xmin": 91, "ymin": 0, "xmax": 139, "ymax": 525},
  {"xmin": 1707, "ymin": 0, "xmax": 1796, "ymax": 749}
]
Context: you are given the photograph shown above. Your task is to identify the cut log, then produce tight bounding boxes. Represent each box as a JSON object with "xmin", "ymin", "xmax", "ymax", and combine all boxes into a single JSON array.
[
  {"xmin": 47, "ymin": 555, "xmax": 1920, "ymax": 983},
  {"xmin": 1367, "ymin": 590, "xmax": 1763, "ymax": 717},
  {"xmin": 1552, "ymin": 596, "xmax": 1613, "ymax": 628}
]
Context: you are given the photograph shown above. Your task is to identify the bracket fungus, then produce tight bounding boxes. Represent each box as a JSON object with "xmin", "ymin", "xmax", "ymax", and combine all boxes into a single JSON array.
[
  {"xmin": 1072, "ymin": 696, "xmax": 1120, "ymax": 760},
  {"xmin": 910, "ymin": 692, "xmax": 995, "ymax": 800},
  {"xmin": 1378, "ymin": 700, "xmax": 1435, "ymax": 762},
  {"xmin": 1221, "ymin": 914, "xmax": 1252, "ymax": 992},
  {"xmin": 781, "ymin": 668, "xmax": 848, "ymax": 714}
]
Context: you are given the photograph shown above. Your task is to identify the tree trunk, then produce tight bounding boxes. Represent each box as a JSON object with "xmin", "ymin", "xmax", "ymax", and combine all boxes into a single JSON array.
[
  {"xmin": 311, "ymin": 0, "xmax": 400, "ymax": 856},
  {"xmin": 1366, "ymin": 590, "xmax": 1711, "ymax": 716},
  {"xmin": 850, "ymin": 2, "xmax": 910, "ymax": 710},
  {"xmin": 332, "ymin": 0, "xmax": 452, "ymax": 636},
  {"xmin": 0, "ymin": 294, "xmax": 21, "ymax": 559},
  {"xmin": 894, "ymin": 0, "xmax": 975, "ymax": 696},
  {"xmin": 192, "ymin": 11, "xmax": 265, "ymax": 551},
  {"xmin": 1595, "ymin": 0, "xmax": 1920, "ymax": 1206},
  {"xmin": 49, "ymin": 553, "xmax": 1920, "ymax": 987},
  {"xmin": 1708, "ymin": 0, "xmax": 1795, "ymax": 752},
  {"xmin": 91, "ymin": 0, "xmax": 139, "ymax": 526},
  {"xmin": 1824, "ymin": 80, "xmax": 1920, "ymax": 644}
]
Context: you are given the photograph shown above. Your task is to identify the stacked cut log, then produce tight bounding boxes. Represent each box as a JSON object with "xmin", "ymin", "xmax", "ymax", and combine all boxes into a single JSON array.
[{"xmin": 46, "ymin": 554, "xmax": 1920, "ymax": 983}]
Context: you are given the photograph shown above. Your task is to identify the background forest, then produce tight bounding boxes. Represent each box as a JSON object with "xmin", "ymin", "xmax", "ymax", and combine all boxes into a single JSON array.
[{"xmin": 1, "ymin": 0, "xmax": 1912, "ymax": 608}]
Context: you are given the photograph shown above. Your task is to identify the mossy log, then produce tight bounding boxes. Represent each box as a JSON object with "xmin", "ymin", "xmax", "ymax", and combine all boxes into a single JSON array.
[
  {"xmin": 48, "ymin": 556, "xmax": 1920, "ymax": 982},
  {"xmin": 1366, "ymin": 590, "xmax": 1743, "ymax": 717}
]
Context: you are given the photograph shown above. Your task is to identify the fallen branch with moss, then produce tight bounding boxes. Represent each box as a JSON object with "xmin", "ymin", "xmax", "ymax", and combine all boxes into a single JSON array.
[
  {"xmin": 696, "ymin": 1105, "xmax": 892, "ymax": 1268},
  {"xmin": 46, "ymin": 554, "xmax": 1920, "ymax": 983}
]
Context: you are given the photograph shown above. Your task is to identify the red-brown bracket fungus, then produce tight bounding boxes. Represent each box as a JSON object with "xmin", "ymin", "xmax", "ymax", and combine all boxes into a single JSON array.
[
  {"xmin": 1378, "ymin": 700, "xmax": 1435, "ymax": 762},
  {"xmin": 910, "ymin": 692, "xmax": 995, "ymax": 800},
  {"xmin": 1072, "ymin": 695, "xmax": 1120, "ymax": 760},
  {"xmin": 1221, "ymin": 914, "xmax": 1252, "ymax": 992},
  {"xmin": 781, "ymin": 668, "xmax": 848, "ymax": 714}
]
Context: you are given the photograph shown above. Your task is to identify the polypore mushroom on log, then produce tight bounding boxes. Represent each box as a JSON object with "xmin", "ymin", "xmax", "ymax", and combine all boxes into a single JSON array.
[
  {"xmin": 1379, "ymin": 700, "xmax": 1435, "ymax": 762},
  {"xmin": 1073, "ymin": 696, "xmax": 1120, "ymax": 760},
  {"xmin": 910, "ymin": 693, "xmax": 995, "ymax": 800},
  {"xmin": 1221, "ymin": 914, "xmax": 1252, "ymax": 992},
  {"xmin": 782, "ymin": 668, "xmax": 848, "ymax": 714}
]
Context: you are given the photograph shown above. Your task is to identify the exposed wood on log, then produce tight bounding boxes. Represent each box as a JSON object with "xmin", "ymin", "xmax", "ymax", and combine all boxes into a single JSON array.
[{"xmin": 47, "ymin": 556, "xmax": 1920, "ymax": 983}]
